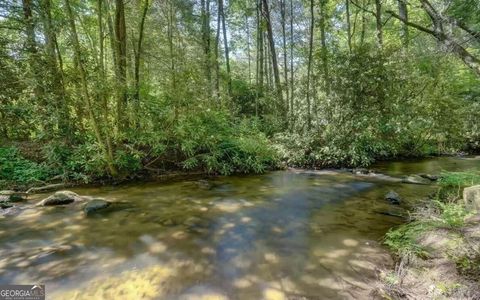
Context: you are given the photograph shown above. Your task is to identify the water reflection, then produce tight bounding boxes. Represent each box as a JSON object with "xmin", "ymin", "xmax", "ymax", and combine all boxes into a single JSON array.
[{"xmin": 0, "ymin": 157, "xmax": 479, "ymax": 299}]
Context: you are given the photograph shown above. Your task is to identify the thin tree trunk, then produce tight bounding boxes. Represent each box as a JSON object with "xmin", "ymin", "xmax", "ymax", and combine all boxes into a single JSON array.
[
  {"xmin": 289, "ymin": 0, "xmax": 294, "ymax": 127},
  {"xmin": 201, "ymin": 0, "xmax": 212, "ymax": 91},
  {"xmin": 281, "ymin": 0, "xmax": 289, "ymax": 122},
  {"xmin": 22, "ymin": 0, "xmax": 43, "ymax": 103},
  {"xmin": 398, "ymin": 0, "xmax": 408, "ymax": 47},
  {"xmin": 64, "ymin": 0, "xmax": 118, "ymax": 177},
  {"xmin": 320, "ymin": 0, "xmax": 330, "ymax": 95},
  {"xmin": 134, "ymin": 0, "xmax": 149, "ymax": 104},
  {"xmin": 215, "ymin": 0, "xmax": 221, "ymax": 100},
  {"xmin": 257, "ymin": 0, "xmax": 264, "ymax": 95},
  {"xmin": 262, "ymin": 0, "xmax": 284, "ymax": 122},
  {"xmin": 360, "ymin": 0, "xmax": 366, "ymax": 46},
  {"xmin": 375, "ymin": 0, "xmax": 383, "ymax": 48},
  {"xmin": 306, "ymin": 0, "xmax": 314, "ymax": 130},
  {"xmin": 114, "ymin": 0, "xmax": 128, "ymax": 131},
  {"xmin": 218, "ymin": 0, "xmax": 232, "ymax": 95},
  {"xmin": 246, "ymin": 14, "xmax": 252, "ymax": 84},
  {"xmin": 168, "ymin": 1, "xmax": 178, "ymax": 117},
  {"xmin": 346, "ymin": 0, "xmax": 352, "ymax": 52},
  {"xmin": 40, "ymin": 0, "xmax": 70, "ymax": 136}
]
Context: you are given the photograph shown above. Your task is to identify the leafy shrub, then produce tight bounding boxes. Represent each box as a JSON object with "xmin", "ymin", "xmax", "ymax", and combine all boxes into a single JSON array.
[
  {"xmin": 175, "ymin": 110, "xmax": 278, "ymax": 175},
  {"xmin": 0, "ymin": 147, "xmax": 51, "ymax": 188}
]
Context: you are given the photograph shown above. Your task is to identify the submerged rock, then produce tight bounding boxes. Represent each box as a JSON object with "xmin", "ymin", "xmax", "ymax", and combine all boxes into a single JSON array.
[
  {"xmin": 84, "ymin": 199, "xmax": 111, "ymax": 215},
  {"xmin": 36, "ymin": 190, "xmax": 84, "ymax": 206},
  {"xmin": 418, "ymin": 174, "xmax": 440, "ymax": 181},
  {"xmin": 463, "ymin": 185, "xmax": 480, "ymax": 211},
  {"xmin": 0, "ymin": 190, "xmax": 26, "ymax": 202},
  {"xmin": 402, "ymin": 175, "xmax": 431, "ymax": 185},
  {"xmin": 375, "ymin": 208, "xmax": 407, "ymax": 219},
  {"xmin": 385, "ymin": 191, "xmax": 401, "ymax": 205}
]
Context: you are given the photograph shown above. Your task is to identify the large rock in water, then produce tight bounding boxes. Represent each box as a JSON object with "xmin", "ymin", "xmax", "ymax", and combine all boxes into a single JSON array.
[
  {"xmin": 385, "ymin": 191, "xmax": 401, "ymax": 205},
  {"xmin": 463, "ymin": 185, "xmax": 480, "ymax": 211},
  {"xmin": 83, "ymin": 199, "xmax": 111, "ymax": 215},
  {"xmin": 36, "ymin": 191, "xmax": 84, "ymax": 206}
]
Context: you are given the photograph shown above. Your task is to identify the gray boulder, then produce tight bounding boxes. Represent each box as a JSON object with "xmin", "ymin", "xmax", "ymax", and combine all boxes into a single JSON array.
[
  {"xmin": 463, "ymin": 185, "xmax": 480, "ymax": 211},
  {"xmin": 83, "ymin": 199, "xmax": 111, "ymax": 215},
  {"xmin": 36, "ymin": 191, "xmax": 84, "ymax": 206},
  {"xmin": 385, "ymin": 191, "xmax": 401, "ymax": 205}
]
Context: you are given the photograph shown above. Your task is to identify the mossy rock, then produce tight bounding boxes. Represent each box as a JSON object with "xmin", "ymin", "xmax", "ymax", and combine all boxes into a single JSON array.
[
  {"xmin": 84, "ymin": 199, "xmax": 111, "ymax": 216},
  {"xmin": 37, "ymin": 191, "xmax": 83, "ymax": 206}
]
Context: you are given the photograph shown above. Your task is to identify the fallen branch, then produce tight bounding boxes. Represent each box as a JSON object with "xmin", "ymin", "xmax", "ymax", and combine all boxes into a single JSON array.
[{"xmin": 26, "ymin": 183, "xmax": 69, "ymax": 194}]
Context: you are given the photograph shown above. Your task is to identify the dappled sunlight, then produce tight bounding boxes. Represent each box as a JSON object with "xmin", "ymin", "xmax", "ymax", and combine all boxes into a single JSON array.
[{"xmin": 0, "ymin": 168, "xmax": 443, "ymax": 298}]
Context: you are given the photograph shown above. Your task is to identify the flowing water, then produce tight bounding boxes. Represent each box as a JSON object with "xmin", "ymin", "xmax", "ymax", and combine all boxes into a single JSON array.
[{"xmin": 1, "ymin": 156, "xmax": 479, "ymax": 299}]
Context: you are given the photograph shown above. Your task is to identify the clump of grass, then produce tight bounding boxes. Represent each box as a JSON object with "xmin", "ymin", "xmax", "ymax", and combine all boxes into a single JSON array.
[
  {"xmin": 437, "ymin": 171, "xmax": 480, "ymax": 200},
  {"xmin": 439, "ymin": 171, "xmax": 480, "ymax": 188},
  {"xmin": 384, "ymin": 221, "xmax": 431, "ymax": 258}
]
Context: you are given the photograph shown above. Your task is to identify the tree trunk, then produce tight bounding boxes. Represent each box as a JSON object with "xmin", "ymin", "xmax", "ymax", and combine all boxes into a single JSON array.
[
  {"xmin": 319, "ymin": 0, "xmax": 330, "ymax": 95},
  {"xmin": 281, "ymin": 0, "xmax": 289, "ymax": 122},
  {"xmin": 397, "ymin": 0, "xmax": 408, "ymax": 47},
  {"xmin": 346, "ymin": 0, "xmax": 352, "ymax": 52},
  {"xmin": 257, "ymin": 0, "xmax": 264, "ymax": 97},
  {"xmin": 40, "ymin": 0, "xmax": 71, "ymax": 136},
  {"xmin": 22, "ymin": 0, "xmax": 44, "ymax": 104},
  {"xmin": 262, "ymin": 0, "xmax": 285, "ymax": 122},
  {"xmin": 134, "ymin": 0, "xmax": 149, "ymax": 104},
  {"xmin": 306, "ymin": 0, "xmax": 314, "ymax": 130},
  {"xmin": 218, "ymin": 0, "xmax": 232, "ymax": 95},
  {"xmin": 114, "ymin": 0, "xmax": 128, "ymax": 131},
  {"xmin": 246, "ymin": 14, "xmax": 252, "ymax": 84},
  {"xmin": 64, "ymin": 0, "xmax": 118, "ymax": 177},
  {"xmin": 289, "ymin": 0, "xmax": 294, "ymax": 127},
  {"xmin": 215, "ymin": 4, "xmax": 221, "ymax": 100},
  {"xmin": 201, "ymin": 0, "xmax": 212, "ymax": 91},
  {"xmin": 374, "ymin": 0, "xmax": 383, "ymax": 48}
]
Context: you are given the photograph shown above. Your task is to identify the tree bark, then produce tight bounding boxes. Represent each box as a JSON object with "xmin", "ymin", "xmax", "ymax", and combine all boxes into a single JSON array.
[
  {"xmin": 134, "ymin": 0, "xmax": 149, "ymax": 104},
  {"xmin": 281, "ymin": 0, "xmax": 289, "ymax": 119},
  {"xmin": 346, "ymin": 0, "xmax": 352, "ymax": 52},
  {"xmin": 374, "ymin": 0, "xmax": 383, "ymax": 48},
  {"xmin": 262, "ymin": 0, "xmax": 285, "ymax": 122},
  {"xmin": 114, "ymin": 0, "xmax": 128, "ymax": 131},
  {"xmin": 289, "ymin": 0, "xmax": 294, "ymax": 127},
  {"xmin": 218, "ymin": 0, "xmax": 232, "ymax": 95},
  {"xmin": 397, "ymin": 0, "xmax": 408, "ymax": 47},
  {"xmin": 306, "ymin": 0, "xmax": 314, "ymax": 130},
  {"xmin": 201, "ymin": 0, "xmax": 212, "ymax": 91},
  {"xmin": 319, "ymin": 0, "xmax": 330, "ymax": 95}
]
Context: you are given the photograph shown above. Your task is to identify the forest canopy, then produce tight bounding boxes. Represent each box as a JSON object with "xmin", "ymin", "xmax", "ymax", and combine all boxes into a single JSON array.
[{"xmin": 0, "ymin": 0, "xmax": 479, "ymax": 186}]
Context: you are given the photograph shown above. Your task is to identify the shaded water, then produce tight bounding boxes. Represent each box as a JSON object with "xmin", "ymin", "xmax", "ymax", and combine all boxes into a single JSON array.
[{"xmin": 1, "ymin": 156, "xmax": 479, "ymax": 299}]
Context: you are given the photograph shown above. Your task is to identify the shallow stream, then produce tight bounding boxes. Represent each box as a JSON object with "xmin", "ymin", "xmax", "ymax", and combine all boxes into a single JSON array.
[{"xmin": 1, "ymin": 156, "xmax": 479, "ymax": 299}]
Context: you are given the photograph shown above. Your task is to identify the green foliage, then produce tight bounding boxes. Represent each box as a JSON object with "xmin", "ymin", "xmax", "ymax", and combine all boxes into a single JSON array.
[
  {"xmin": 384, "ymin": 221, "xmax": 431, "ymax": 258},
  {"xmin": 432, "ymin": 200, "xmax": 470, "ymax": 228},
  {"xmin": 437, "ymin": 171, "xmax": 480, "ymax": 200},
  {"xmin": 0, "ymin": 147, "xmax": 51, "ymax": 188},
  {"xmin": 175, "ymin": 111, "xmax": 278, "ymax": 175},
  {"xmin": 439, "ymin": 172, "xmax": 480, "ymax": 188}
]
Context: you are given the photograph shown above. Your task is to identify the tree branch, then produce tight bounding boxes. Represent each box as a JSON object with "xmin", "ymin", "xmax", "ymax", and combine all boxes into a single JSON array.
[
  {"xmin": 350, "ymin": 0, "xmax": 376, "ymax": 17},
  {"xmin": 386, "ymin": 10, "xmax": 436, "ymax": 36}
]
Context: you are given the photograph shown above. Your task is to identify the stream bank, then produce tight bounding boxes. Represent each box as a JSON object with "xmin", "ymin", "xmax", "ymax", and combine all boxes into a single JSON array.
[{"xmin": 375, "ymin": 172, "xmax": 480, "ymax": 300}]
